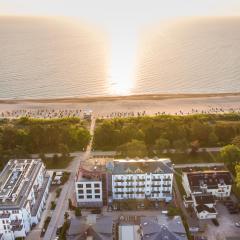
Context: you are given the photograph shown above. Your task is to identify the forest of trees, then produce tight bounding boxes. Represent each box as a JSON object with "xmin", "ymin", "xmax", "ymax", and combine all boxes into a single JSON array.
[
  {"xmin": 94, "ymin": 114, "xmax": 240, "ymax": 155},
  {"xmin": 0, "ymin": 117, "xmax": 91, "ymax": 169}
]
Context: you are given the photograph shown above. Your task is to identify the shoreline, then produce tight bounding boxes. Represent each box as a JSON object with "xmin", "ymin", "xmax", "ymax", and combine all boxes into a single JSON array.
[
  {"xmin": 1, "ymin": 92, "xmax": 240, "ymax": 104},
  {"xmin": 1, "ymin": 93, "xmax": 240, "ymax": 118}
]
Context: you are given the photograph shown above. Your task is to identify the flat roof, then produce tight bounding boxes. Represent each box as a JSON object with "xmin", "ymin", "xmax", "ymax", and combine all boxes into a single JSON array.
[
  {"xmin": 0, "ymin": 159, "xmax": 44, "ymax": 209},
  {"xmin": 185, "ymin": 171, "xmax": 232, "ymax": 191}
]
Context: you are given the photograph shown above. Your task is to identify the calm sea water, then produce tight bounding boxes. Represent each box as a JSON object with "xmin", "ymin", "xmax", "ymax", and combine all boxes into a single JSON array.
[{"xmin": 0, "ymin": 17, "xmax": 240, "ymax": 99}]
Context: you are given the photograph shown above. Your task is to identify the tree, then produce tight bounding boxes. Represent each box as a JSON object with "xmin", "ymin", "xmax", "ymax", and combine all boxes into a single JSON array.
[
  {"xmin": 75, "ymin": 207, "xmax": 81, "ymax": 217},
  {"xmin": 64, "ymin": 212, "xmax": 69, "ymax": 220},
  {"xmin": 58, "ymin": 144, "xmax": 70, "ymax": 158},
  {"xmin": 173, "ymin": 139, "xmax": 188, "ymax": 153},
  {"xmin": 232, "ymin": 136, "xmax": 240, "ymax": 148},
  {"xmin": 155, "ymin": 138, "xmax": 170, "ymax": 154},
  {"xmin": 68, "ymin": 199, "xmax": 73, "ymax": 210},
  {"xmin": 117, "ymin": 140, "xmax": 148, "ymax": 158},
  {"xmin": 220, "ymin": 145, "xmax": 240, "ymax": 173},
  {"xmin": 236, "ymin": 164, "xmax": 240, "ymax": 188},
  {"xmin": 208, "ymin": 131, "xmax": 219, "ymax": 146},
  {"xmin": 190, "ymin": 140, "xmax": 200, "ymax": 154}
]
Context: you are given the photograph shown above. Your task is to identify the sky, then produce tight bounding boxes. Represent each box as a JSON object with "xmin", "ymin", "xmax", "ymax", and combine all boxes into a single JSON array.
[{"xmin": 1, "ymin": 0, "xmax": 240, "ymax": 94}]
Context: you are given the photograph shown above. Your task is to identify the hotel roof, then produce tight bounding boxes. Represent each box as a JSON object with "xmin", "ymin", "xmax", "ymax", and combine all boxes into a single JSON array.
[
  {"xmin": 140, "ymin": 215, "xmax": 187, "ymax": 240},
  {"xmin": 195, "ymin": 204, "xmax": 217, "ymax": 214},
  {"xmin": 112, "ymin": 158, "xmax": 173, "ymax": 175},
  {"xmin": 194, "ymin": 195, "xmax": 216, "ymax": 205},
  {"xmin": 185, "ymin": 170, "xmax": 232, "ymax": 191},
  {"xmin": 0, "ymin": 159, "xmax": 44, "ymax": 210}
]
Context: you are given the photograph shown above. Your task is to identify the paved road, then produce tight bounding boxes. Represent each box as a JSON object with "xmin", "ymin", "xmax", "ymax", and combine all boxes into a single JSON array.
[
  {"xmin": 43, "ymin": 118, "xmax": 96, "ymax": 240},
  {"xmin": 173, "ymin": 162, "xmax": 224, "ymax": 169},
  {"xmin": 162, "ymin": 147, "xmax": 222, "ymax": 154}
]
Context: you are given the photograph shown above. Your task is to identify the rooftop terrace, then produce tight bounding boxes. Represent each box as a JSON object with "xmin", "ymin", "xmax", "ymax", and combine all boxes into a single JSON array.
[{"xmin": 0, "ymin": 159, "xmax": 44, "ymax": 209}]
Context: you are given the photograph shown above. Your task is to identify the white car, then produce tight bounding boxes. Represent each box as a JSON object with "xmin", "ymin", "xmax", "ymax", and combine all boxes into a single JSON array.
[{"xmin": 235, "ymin": 221, "xmax": 240, "ymax": 227}]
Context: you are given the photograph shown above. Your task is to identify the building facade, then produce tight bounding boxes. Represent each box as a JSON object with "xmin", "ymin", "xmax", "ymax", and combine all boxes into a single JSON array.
[
  {"xmin": 112, "ymin": 158, "xmax": 173, "ymax": 202},
  {"xmin": 182, "ymin": 170, "xmax": 232, "ymax": 198},
  {"xmin": 0, "ymin": 159, "xmax": 51, "ymax": 240},
  {"xmin": 182, "ymin": 170, "xmax": 232, "ymax": 219},
  {"xmin": 75, "ymin": 181, "xmax": 103, "ymax": 207},
  {"xmin": 75, "ymin": 166, "xmax": 109, "ymax": 208}
]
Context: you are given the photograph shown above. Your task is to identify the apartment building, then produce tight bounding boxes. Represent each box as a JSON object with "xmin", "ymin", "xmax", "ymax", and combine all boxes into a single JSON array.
[
  {"xmin": 112, "ymin": 158, "xmax": 173, "ymax": 202},
  {"xmin": 0, "ymin": 159, "xmax": 51, "ymax": 240},
  {"xmin": 75, "ymin": 166, "xmax": 109, "ymax": 208},
  {"xmin": 182, "ymin": 170, "xmax": 232, "ymax": 219}
]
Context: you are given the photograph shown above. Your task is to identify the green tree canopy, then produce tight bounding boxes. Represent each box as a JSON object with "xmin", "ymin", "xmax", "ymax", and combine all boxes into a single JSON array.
[
  {"xmin": 117, "ymin": 139, "xmax": 147, "ymax": 158},
  {"xmin": 232, "ymin": 135, "xmax": 240, "ymax": 148},
  {"xmin": 155, "ymin": 138, "xmax": 170, "ymax": 154},
  {"xmin": 220, "ymin": 144, "xmax": 240, "ymax": 173}
]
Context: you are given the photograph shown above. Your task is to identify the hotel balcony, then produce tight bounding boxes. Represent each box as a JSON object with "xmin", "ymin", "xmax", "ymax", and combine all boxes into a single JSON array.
[
  {"xmin": 152, "ymin": 191, "xmax": 161, "ymax": 194},
  {"xmin": 114, "ymin": 179, "xmax": 124, "ymax": 183},
  {"xmin": 162, "ymin": 184, "xmax": 171, "ymax": 187},
  {"xmin": 163, "ymin": 178, "xmax": 171, "ymax": 181},
  {"xmin": 0, "ymin": 213, "xmax": 10, "ymax": 219},
  {"xmin": 115, "ymin": 192, "xmax": 124, "ymax": 195},
  {"xmin": 126, "ymin": 191, "xmax": 134, "ymax": 194},
  {"xmin": 152, "ymin": 179, "xmax": 161, "ymax": 182},
  {"xmin": 11, "ymin": 220, "xmax": 23, "ymax": 232}
]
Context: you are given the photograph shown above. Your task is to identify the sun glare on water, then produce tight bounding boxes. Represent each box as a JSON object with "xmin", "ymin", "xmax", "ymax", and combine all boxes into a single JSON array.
[{"xmin": 108, "ymin": 33, "xmax": 138, "ymax": 95}]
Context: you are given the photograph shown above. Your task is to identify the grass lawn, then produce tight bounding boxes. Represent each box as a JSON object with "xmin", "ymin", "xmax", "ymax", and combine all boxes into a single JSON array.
[
  {"xmin": 43, "ymin": 156, "xmax": 73, "ymax": 169},
  {"xmin": 163, "ymin": 151, "xmax": 222, "ymax": 164}
]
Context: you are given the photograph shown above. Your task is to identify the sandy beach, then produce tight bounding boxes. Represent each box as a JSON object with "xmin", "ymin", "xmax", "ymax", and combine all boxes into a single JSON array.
[{"xmin": 0, "ymin": 93, "xmax": 240, "ymax": 118}]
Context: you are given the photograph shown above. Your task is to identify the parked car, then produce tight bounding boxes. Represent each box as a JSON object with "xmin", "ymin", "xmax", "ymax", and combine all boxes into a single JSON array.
[
  {"xmin": 225, "ymin": 201, "xmax": 234, "ymax": 207},
  {"xmin": 229, "ymin": 209, "xmax": 238, "ymax": 214},
  {"xmin": 91, "ymin": 208, "xmax": 101, "ymax": 214},
  {"xmin": 212, "ymin": 219, "xmax": 219, "ymax": 226},
  {"xmin": 56, "ymin": 225, "xmax": 62, "ymax": 236},
  {"xmin": 235, "ymin": 221, "xmax": 240, "ymax": 227}
]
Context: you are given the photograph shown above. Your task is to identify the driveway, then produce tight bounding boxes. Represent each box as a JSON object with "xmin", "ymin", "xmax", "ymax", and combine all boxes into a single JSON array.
[{"xmin": 204, "ymin": 202, "xmax": 240, "ymax": 240}]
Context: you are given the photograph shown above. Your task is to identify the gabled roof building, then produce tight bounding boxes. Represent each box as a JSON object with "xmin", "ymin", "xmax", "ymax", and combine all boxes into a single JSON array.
[
  {"xmin": 182, "ymin": 170, "xmax": 232, "ymax": 220},
  {"xmin": 112, "ymin": 158, "xmax": 173, "ymax": 202}
]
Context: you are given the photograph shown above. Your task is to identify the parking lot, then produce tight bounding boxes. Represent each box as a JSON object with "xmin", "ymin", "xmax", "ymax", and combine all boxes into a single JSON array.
[{"xmin": 204, "ymin": 202, "xmax": 240, "ymax": 240}]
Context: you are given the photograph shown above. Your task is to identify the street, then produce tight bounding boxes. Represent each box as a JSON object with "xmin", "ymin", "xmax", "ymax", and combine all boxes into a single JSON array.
[{"xmin": 43, "ymin": 118, "xmax": 96, "ymax": 240}]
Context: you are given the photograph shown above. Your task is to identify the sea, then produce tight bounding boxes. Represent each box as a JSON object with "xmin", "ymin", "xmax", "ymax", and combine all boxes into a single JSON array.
[{"xmin": 0, "ymin": 16, "xmax": 240, "ymax": 99}]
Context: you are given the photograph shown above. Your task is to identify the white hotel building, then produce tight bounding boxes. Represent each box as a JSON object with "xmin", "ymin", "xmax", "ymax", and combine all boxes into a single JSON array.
[
  {"xmin": 182, "ymin": 170, "xmax": 232, "ymax": 219},
  {"xmin": 0, "ymin": 159, "xmax": 51, "ymax": 240},
  {"xmin": 112, "ymin": 158, "xmax": 173, "ymax": 202},
  {"xmin": 75, "ymin": 166, "xmax": 106, "ymax": 208}
]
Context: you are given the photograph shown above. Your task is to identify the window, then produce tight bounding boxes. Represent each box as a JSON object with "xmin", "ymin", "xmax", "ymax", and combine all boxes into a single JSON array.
[
  {"xmin": 78, "ymin": 195, "xmax": 84, "ymax": 199},
  {"xmin": 78, "ymin": 190, "xmax": 83, "ymax": 194},
  {"xmin": 95, "ymin": 195, "xmax": 100, "ymax": 199},
  {"xmin": 77, "ymin": 184, "xmax": 83, "ymax": 188},
  {"xmin": 87, "ymin": 195, "xmax": 92, "ymax": 199},
  {"xmin": 94, "ymin": 183, "xmax": 100, "ymax": 188},
  {"xmin": 86, "ymin": 184, "xmax": 91, "ymax": 188},
  {"xmin": 95, "ymin": 189, "xmax": 100, "ymax": 193},
  {"xmin": 86, "ymin": 189, "xmax": 92, "ymax": 194}
]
